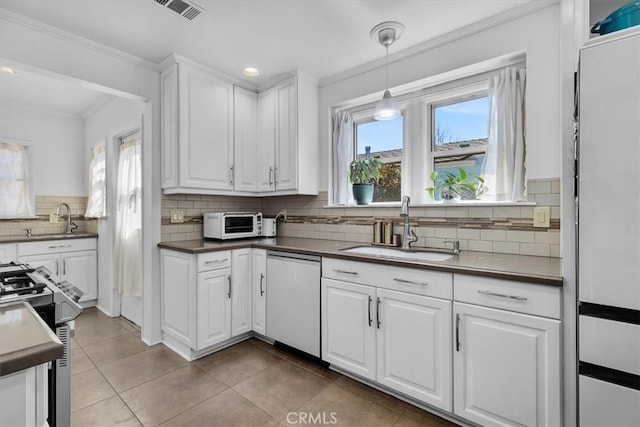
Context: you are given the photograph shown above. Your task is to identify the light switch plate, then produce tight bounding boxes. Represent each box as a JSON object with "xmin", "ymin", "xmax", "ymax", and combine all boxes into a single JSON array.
[
  {"xmin": 170, "ymin": 209, "xmax": 184, "ymax": 223},
  {"xmin": 49, "ymin": 214, "xmax": 58, "ymax": 224},
  {"xmin": 533, "ymin": 206, "xmax": 550, "ymax": 228}
]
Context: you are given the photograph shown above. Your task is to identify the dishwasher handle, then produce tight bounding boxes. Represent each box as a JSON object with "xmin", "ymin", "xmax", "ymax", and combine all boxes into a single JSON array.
[{"xmin": 267, "ymin": 251, "xmax": 321, "ymax": 263}]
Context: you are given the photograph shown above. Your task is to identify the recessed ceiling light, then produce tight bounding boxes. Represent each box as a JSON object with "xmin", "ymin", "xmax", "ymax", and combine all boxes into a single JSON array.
[
  {"xmin": 242, "ymin": 67, "xmax": 260, "ymax": 77},
  {"xmin": 0, "ymin": 67, "xmax": 18, "ymax": 75}
]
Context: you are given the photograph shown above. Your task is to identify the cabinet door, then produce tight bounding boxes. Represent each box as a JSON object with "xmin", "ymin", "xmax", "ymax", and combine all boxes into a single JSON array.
[
  {"xmin": 231, "ymin": 249, "xmax": 252, "ymax": 337},
  {"xmin": 376, "ymin": 289, "xmax": 452, "ymax": 411},
  {"xmin": 62, "ymin": 250, "xmax": 97, "ymax": 302},
  {"xmin": 17, "ymin": 254, "xmax": 60, "ymax": 280},
  {"xmin": 161, "ymin": 250, "xmax": 195, "ymax": 347},
  {"xmin": 252, "ymin": 249, "xmax": 267, "ymax": 336},
  {"xmin": 321, "ymin": 278, "xmax": 376, "ymax": 380},
  {"xmin": 274, "ymin": 78, "xmax": 297, "ymax": 191},
  {"xmin": 453, "ymin": 302, "xmax": 561, "ymax": 427},
  {"xmin": 0, "ymin": 243, "xmax": 16, "ymax": 263},
  {"xmin": 257, "ymin": 88, "xmax": 276, "ymax": 192},
  {"xmin": 179, "ymin": 64, "xmax": 234, "ymax": 190},
  {"xmin": 196, "ymin": 269, "xmax": 232, "ymax": 350},
  {"xmin": 233, "ymin": 86, "xmax": 258, "ymax": 192}
]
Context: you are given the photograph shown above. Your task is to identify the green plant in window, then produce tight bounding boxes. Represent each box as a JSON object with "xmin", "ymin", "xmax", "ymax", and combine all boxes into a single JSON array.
[
  {"xmin": 427, "ymin": 168, "xmax": 489, "ymax": 201},
  {"xmin": 349, "ymin": 158, "xmax": 383, "ymax": 184},
  {"xmin": 460, "ymin": 175, "xmax": 489, "ymax": 200}
]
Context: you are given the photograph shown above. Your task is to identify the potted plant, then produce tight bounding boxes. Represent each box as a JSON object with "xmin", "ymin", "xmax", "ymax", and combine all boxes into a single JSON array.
[
  {"xmin": 349, "ymin": 157, "xmax": 383, "ymax": 205},
  {"xmin": 459, "ymin": 175, "xmax": 489, "ymax": 200},
  {"xmin": 426, "ymin": 168, "xmax": 466, "ymax": 201}
]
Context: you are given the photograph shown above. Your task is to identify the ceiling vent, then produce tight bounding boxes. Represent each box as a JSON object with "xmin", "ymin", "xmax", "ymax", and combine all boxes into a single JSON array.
[{"xmin": 154, "ymin": 0, "xmax": 204, "ymax": 21}]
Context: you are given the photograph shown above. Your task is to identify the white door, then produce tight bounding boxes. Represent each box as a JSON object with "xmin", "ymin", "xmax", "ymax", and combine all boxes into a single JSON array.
[
  {"xmin": 321, "ymin": 278, "xmax": 376, "ymax": 380},
  {"xmin": 62, "ymin": 251, "xmax": 97, "ymax": 302},
  {"xmin": 233, "ymin": 86, "xmax": 258, "ymax": 192},
  {"xmin": 196, "ymin": 269, "xmax": 232, "ymax": 350},
  {"xmin": 274, "ymin": 78, "xmax": 297, "ymax": 191},
  {"xmin": 376, "ymin": 289, "xmax": 452, "ymax": 411},
  {"xmin": 179, "ymin": 64, "xmax": 234, "ymax": 190},
  {"xmin": 251, "ymin": 249, "xmax": 267, "ymax": 336},
  {"xmin": 17, "ymin": 254, "xmax": 59, "ymax": 280},
  {"xmin": 115, "ymin": 130, "xmax": 142, "ymax": 326},
  {"xmin": 257, "ymin": 88, "xmax": 276, "ymax": 192},
  {"xmin": 453, "ymin": 302, "xmax": 561, "ymax": 427},
  {"xmin": 231, "ymin": 249, "xmax": 252, "ymax": 337}
]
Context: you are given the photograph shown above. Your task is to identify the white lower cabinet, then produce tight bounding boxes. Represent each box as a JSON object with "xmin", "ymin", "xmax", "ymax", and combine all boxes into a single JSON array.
[
  {"xmin": 321, "ymin": 277, "xmax": 452, "ymax": 411},
  {"xmin": 251, "ymin": 249, "xmax": 267, "ymax": 335},
  {"xmin": 17, "ymin": 238, "xmax": 98, "ymax": 302},
  {"xmin": 161, "ymin": 248, "xmax": 254, "ymax": 359},
  {"xmin": 453, "ymin": 302, "xmax": 561, "ymax": 427},
  {"xmin": 0, "ymin": 363, "xmax": 48, "ymax": 427},
  {"xmin": 196, "ymin": 268, "xmax": 231, "ymax": 349}
]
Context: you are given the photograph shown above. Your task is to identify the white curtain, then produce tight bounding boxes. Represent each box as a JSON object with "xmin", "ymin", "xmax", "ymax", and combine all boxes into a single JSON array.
[
  {"xmin": 114, "ymin": 135, "xmax": 142, "ymax": 297},
  {"xmin": 485, "ymin": 67, "xmax": 527, "ymax": 201},
  {"xmin": 0, "ymin": 142, "xmax": 34, "ymax": 218},
  {"xmin": 85, "ymin": 144, "xmax": 106, "ymax": 218},
  {"xmin": 332, "ymin": 111, "xmax": 354, "ymax": 205}
]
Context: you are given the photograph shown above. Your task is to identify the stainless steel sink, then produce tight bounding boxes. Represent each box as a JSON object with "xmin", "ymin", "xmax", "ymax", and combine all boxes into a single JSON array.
[{"xmin": 341, "ymin": 246, "xmax": 454, "ymax": 262}]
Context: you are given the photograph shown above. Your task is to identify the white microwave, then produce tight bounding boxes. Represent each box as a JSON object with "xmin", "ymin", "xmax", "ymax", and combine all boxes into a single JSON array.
[{"xmin": 203, "ymin": 212, "xmax": 263, "ymax": 240}]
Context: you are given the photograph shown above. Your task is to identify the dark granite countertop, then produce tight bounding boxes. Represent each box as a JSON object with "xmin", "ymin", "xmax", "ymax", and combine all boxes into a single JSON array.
[
  {"xmin": 158, "ymin": 237, "xmax": 563, "ymax": 286},
  {"xmin": 0, "ymin": 302, "xmax": 63, "ymax": 377},
  {"xmin": 0, "ymin": 232, "xmax": 98, "ymax": 244}
]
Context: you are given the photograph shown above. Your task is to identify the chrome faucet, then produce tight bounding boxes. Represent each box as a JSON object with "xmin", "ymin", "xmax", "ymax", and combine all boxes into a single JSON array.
[
  {"xmin": 444, "ymin": 240, "xmax": 461, "ymax": 255},
  {"xmin": 56, "ymin": 203, "xmax": 77, "ymax": 234},
  {"xmin": 400, "ymin": 196, "xmax": 418, "ymax": 249}
]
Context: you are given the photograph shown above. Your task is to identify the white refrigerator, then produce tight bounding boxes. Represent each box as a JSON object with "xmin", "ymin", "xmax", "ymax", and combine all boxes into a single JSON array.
[{"xmin": 577, "ymin": 27, "xmax": 640, "ymax": 426}]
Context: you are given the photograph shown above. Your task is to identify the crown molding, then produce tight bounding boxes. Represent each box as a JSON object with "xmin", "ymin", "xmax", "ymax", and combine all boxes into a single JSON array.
[
  {"xmin": 0, "ymin": 9, "xmax": 160, "ymax": 72},
  {"xmin": 318, "ymin": 0, "xmax": 559, "ymax": 88}
]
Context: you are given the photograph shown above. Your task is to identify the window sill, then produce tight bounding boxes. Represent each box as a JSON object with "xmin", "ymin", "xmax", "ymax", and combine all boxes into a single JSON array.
[{"xmin": 324, "ymin": 201, "xmax": 536, "ymax": 208}]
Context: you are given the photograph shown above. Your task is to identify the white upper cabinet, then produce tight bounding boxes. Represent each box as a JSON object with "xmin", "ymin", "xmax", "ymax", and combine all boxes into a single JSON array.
[
  {"xmin": 233, "ymin": 86, "xmax": 259, "ymax": 192},
  {"xmin": 161, "ymin": 56, "xmax": 234, "ymax": 194},
  {"xmin": 257, "ymin": 74, "xmax": 319, "ymax": 195},
  {"xmin": 161, "ymin": 54, "xmax": 318, "ymax": 196}
]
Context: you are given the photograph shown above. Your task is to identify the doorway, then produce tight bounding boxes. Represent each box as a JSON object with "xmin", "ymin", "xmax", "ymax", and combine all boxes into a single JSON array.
[{"xmin": 114, "ymin": 130, "xmax": 142, "ymax": 325}]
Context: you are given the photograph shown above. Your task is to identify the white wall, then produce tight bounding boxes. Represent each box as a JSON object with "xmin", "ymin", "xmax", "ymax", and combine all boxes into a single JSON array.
[
  {"xmin": 0, "ymin": 104, "xmax": 85, "ymax": 195},
  {"xmin": 318, "ymin": 3, "xmax": 562, "ymax": 190},
  {"xmin": 84, "ymin": 96, "xmax": 146, "ymax": 317},
  {"xmin": 0, "ymin": 13, "xmax": 162, "ymax": 344}
]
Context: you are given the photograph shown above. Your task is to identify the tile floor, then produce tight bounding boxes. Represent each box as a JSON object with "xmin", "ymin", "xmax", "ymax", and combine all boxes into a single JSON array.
[{"xmin": 71, "ymin": 308, "xmax": 458, "ymax": 426}]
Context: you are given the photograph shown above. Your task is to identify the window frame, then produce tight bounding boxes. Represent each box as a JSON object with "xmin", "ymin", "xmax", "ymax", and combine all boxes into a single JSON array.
[{"xmin": 330, "ymin": 57, "xmax": 526, "ymax": 207}]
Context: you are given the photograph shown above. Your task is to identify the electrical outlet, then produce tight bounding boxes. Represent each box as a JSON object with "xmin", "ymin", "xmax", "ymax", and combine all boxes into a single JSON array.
[
  {"xmin": 170, "ymin": 209, "xmax": 184, "ymax": 223},
  {"xmin": 49, "ymin": 213, "xmax": 59, "ymax": 224},
  {"xmin": 533, "ymin": 206, "xmax": 550, "ymax": 228}
]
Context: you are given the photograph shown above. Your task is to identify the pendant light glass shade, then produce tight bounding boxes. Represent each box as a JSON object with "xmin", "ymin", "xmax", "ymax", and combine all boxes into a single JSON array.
[
  {"xmin": 370, "ymin": 21, "xmax": 404, "ymax": 121},
  {"xmin": 374, "ymin": 90, "xmax": 401, "ymax": 120}
]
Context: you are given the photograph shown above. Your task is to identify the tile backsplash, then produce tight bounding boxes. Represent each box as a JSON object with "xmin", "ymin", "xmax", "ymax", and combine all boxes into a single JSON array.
[
  {"xmin": 160, "ymin": 178, "xmax": 562, "ymax": 258},
  {"xmin": 0, "ymin": 195, "xmax": 95, "ymax": 237}
]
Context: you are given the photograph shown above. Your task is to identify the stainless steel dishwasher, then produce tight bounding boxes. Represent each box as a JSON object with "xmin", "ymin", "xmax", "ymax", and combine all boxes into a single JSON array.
[{"xmin": 266, "ymin": 251, "xmax": 321, "ymax": 357}]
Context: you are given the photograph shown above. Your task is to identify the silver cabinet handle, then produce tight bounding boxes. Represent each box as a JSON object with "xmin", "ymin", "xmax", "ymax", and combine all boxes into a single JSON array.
[
  {"xmin": 63, "ymin": 259, "xmax": 66, "ymax": 275},
  {"xmin": 259, "ymin": 273, "xmax": 265, "ymax": 296},
  {"xmin": 367, "ymin": 296, "xmax": 372, "ymax": 327},
  {"xmin": 478, "ymin": 290, "xmax": 528, "ymax": 301},
  {"xmin": 393, "ymin": 278, "xmax": 428, "ymax": 286},
  {"xmin": 227, "ymin": 275, "xmax": 232, "ymax": 299},
  {"xmin": 274, "ymin": 167, "xmax": 279, "ymax": 185},
  {"xmin": 56, "ymin": 260, "xmax": 59, "ymax": 276},
  {"xmin": 333, "ymin": 269, "xmax": 358, "ymax": 275},
  {"xmin": 269, "ymin": 166, "xmax": 274, "ymax": 186},
  {"xmin": 229, "ymin": 165, "xmax": 234, "ymax": 185},
  {"xmin": 48, "ymin": 244, "xmax": 72, "ymax": 249},
  {"xmin": 204, "ymin": 259, "xmax": 229, "ymax": 264},
  {"xmin": 376, "ymin": 297, "xmax": 381, "ymax": 329},
  {"xmin": 456, "ymin": 313, "xmax": 461, "ymax": 352}
]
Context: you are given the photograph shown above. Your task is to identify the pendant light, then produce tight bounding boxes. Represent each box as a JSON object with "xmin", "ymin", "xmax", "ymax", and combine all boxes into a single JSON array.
[{"xmin": 370, "ymin": 21, "xmax": 404, "ymax": 121}]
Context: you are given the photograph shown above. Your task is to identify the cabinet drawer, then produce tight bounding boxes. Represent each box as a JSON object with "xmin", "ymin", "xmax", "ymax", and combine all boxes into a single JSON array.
[
  {"xmin": 580, "ymin": 316, "xmax": 640, "ymax": 375},
  {"xmin": 197, "ymin": 251, "xmax": 231, "ymax": 272},
  {"xmin": 323, "ymin": 258, "xmax": 452, "ymax": 300},
  {"xmin": 454, "ymin": 274, "xmax": 561, "ymax": 319},
  {"xmin": 17, "ymin": 238, "xmax": 97, "ymax": 256}
]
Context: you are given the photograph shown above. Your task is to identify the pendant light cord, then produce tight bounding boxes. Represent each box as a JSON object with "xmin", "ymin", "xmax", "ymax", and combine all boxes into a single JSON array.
[{"xmin": 385, "ymin": 45, "xmax": 389, "ymax": 91}]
